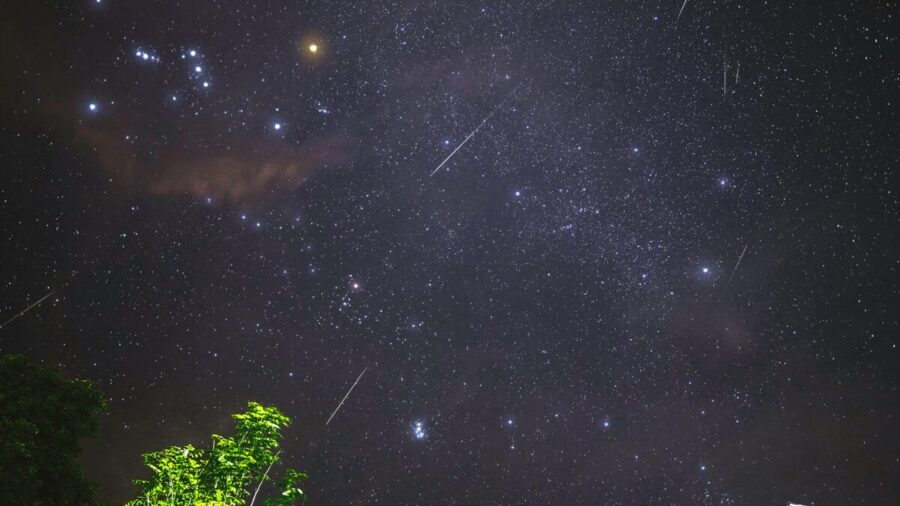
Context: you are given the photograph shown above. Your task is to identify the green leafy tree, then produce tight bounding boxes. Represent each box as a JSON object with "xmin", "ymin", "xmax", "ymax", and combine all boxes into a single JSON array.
[
  {"xmin": 0, "ymin": 353, "xmax": 107, "ymax": 506},
  {"xmin": 127, "ymin": 402, "xmax": 307, "ymax": 506}
]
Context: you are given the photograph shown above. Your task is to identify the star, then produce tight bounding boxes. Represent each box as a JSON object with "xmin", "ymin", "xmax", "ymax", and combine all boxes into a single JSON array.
[
  {"xmin": 412, "ymin": 420, "xmax": 426, "ymax": 440},
  {"xmin": 88, "ymin": 103, "xmax": 97, "ymax": 112},
  {"xmin": 273, "ymin": 122, "xmax": 282, "ymax": 130},
  {"xmin": 308, "ymin": 44, "xmax": 318, "ymax": 54}
]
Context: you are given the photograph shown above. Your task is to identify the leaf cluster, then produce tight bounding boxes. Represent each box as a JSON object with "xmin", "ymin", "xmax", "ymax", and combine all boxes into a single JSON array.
[
  {"xmin": 0, "ymin": 354, "xmax": 107, "ymax": 506},
  {"xmin": 127, "ymin": 402, "xmax": 306, "ymax": 506}
]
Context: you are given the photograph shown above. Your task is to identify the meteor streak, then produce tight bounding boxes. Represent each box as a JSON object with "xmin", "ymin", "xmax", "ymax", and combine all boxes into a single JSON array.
[
  {"xmin": 0, "ymin": 289, "xmax": 56, "ymax": 331},
  {"xmin": 676, "ymin": 0, "xmax": 689, "ymax": 23},
  {"xmin": 325, "ymin": 367, "xmax": 368, "ymax": 426},
  {"xmin": 724, "ymin": 244, "xmax": 749, "ymax": 291},
  {"xmin": 429, "ymin": 83, "xmax": 521, "ymax": 177}
]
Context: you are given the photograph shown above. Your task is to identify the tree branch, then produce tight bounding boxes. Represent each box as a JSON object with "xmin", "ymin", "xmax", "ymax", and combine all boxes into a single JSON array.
[{"xmin": 249, "ymin": 451, "xmax": 282, "ymax": 506}]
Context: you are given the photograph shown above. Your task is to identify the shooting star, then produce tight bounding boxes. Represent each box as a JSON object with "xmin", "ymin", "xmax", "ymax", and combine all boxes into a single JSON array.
[
  {"xmin": 429, "ymin": 83, "xmax": 521, "ymax": 177},
  {"xmin": 325, "ymin": 367, "xmax": 368, "ymax": 426},
  {"xmin": 724, "ymin": 244, "xmax": 749, "ymax": 291},
  {"xmin": 676, "ymin": 0, "xmax": 689, "ymax": 23},
  {"xmin": 723, "ymin": 54, "xmax": 728, "ymax": 100},
  {"xmin": 0, "ymin": 289, "xmax": 56, "ymax": 331}
]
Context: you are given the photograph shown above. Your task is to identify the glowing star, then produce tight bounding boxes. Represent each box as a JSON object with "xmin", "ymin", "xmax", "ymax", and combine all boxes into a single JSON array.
[
  {"xmin": 194, "ymin": 65, "xmax": 202, "ymax": 73},
  {"xmin": 202, "ymin": 81, "xmax": 210, "ymax": 88},
  {"xmin": 412, "ymin": 421, "xmax": 426, "ymax": 440},
  {"xmin": 308, "ymin": 44, "xmax": 318, "ymax": 54},
  {"xmin": 189, "ymin": 49, "xmax": 197, "ymax": 57},
  {"xmin": 701, "ymin": 267, "xmax": 710, "ymax": 274},
  {"xmin": 273, "ymin": 122, "xmax": 282, "ymax": 130},
  {"xmin": 88, "ymin": 103, "xmax": 98, "ymax": 112}
]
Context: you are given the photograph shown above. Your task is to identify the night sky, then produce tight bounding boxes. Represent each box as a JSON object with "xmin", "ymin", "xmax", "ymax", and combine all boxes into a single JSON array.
[{"xmin": 0, "ymin": 1, "xmax": 897, "ymax": 504}]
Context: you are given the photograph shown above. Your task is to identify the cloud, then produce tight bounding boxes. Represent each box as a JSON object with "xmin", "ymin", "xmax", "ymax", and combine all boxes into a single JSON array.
[{"xmin": 77, "ymin": 120, "xmax": 346, "ymax": 204}]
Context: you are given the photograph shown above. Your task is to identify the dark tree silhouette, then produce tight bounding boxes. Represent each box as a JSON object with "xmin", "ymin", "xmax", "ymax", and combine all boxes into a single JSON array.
[{"xmin": 0, "ymin": 354, "xmax": 106, "ymax": 506}]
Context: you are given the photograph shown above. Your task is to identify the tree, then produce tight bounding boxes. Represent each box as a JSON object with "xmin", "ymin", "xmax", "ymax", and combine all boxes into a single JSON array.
[
  {"xmin": 0, "ymin": 353, "xmax": 107, "ymax": 506},
  {"xmin": 127, "ymin": 402, "xmax": 307, "ymax": 506}
]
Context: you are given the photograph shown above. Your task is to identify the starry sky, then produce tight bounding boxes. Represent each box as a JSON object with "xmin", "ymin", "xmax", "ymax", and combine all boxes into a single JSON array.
[{"xmin": 0, "ymin": 1, "xmax": 897, "ymax": 504}]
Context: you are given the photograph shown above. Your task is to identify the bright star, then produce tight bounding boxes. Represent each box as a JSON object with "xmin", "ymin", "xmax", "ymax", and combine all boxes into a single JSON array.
[
  {"xmin": 273, "ymin": 122, "xmax": 282, "ymax": 130},
  {"xmin": 308, "ymin": 44, "xmax": 318, "ymax": 53},
  {"xmin": 202, "ymin": 81, "xmax": 209, "ymax": 88},
  {"xmin": 189, "ymin": 49, "xmax": 197, "ymax": 57},
  {"xmin": 412, "ymin": 420, "xmax": 426, "ymax": 440},
  {"xmin": 194, "ymin": 65, "xmax": 202, "ymax": 73},
  {"xmin": 88, "ymin": 103, "xmax": 97, "ymax": 111}
]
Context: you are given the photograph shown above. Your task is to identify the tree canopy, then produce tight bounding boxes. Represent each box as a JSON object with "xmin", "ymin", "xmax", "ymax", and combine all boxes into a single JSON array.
[
  {"xmin": 0, "ymin": 353, "xmax": 107, "ymax": 506},
  {"xmin": 127, "ymin": 402, "xmax": 307, "ymax": 506}
]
